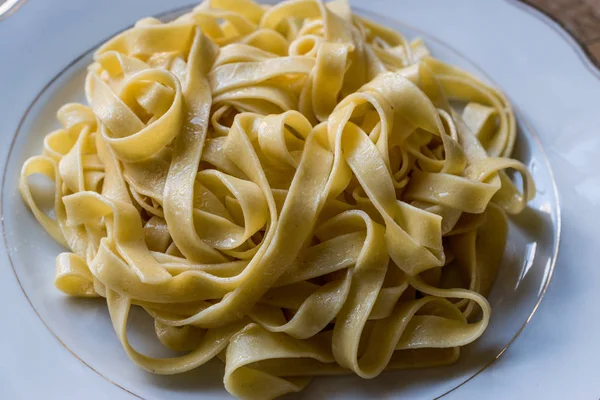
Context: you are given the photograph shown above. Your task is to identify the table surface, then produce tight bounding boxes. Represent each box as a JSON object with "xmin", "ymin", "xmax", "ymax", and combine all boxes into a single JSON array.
[{"xmin": 525, "ymin": 0, "xmax": 600, "ymax": 66}]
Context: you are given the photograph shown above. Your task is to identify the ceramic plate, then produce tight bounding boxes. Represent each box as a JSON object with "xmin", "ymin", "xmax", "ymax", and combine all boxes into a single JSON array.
[{"xmin": 0, "ymin": 1, "xmax": 596, "ymax": 399}]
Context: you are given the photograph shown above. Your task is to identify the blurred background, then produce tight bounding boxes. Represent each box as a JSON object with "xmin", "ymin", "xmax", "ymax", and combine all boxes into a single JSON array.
[{"xmin": 524, "ymin": 0, "xmax": 600, "ymax": 65}]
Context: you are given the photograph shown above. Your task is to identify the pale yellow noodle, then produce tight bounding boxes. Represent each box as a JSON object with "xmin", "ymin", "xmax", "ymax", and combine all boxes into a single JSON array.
[{"xmin": 19, "ymin": 0, "xmax": 535, "ymax": 399}]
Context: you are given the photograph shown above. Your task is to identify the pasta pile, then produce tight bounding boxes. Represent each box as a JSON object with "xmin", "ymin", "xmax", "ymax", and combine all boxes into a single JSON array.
[{"xmin": 19, "ymin": 0, "xmax": 535, "ymax": 398}]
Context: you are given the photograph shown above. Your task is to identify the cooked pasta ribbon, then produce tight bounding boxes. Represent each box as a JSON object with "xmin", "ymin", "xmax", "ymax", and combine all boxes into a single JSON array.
[{"xmin": 20, "ymin": 0, "xmax": 534, "ymax": 398}]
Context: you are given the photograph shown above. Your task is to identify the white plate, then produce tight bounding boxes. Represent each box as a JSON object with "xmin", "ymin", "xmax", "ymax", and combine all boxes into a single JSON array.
[{"xmin": 0, "ymin": 1, "xmax": 596, "ymax": 399}]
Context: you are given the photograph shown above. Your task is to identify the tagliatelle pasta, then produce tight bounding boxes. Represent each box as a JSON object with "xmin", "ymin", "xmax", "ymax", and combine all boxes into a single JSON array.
[{"xmin": 19, "ymin": 0, "xmax": 535, "ymax": 398}]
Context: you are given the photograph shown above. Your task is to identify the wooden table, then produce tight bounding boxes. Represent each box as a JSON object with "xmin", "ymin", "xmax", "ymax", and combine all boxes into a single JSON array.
[{"xmin": 524, "ymin": 0, "xmax": 600, "ymax": 65}]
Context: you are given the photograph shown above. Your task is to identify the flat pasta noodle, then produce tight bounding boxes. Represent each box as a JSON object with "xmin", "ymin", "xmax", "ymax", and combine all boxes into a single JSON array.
[{"xmin": 19, "ymin": 0, "xmax": 535, "ymax": 399}]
